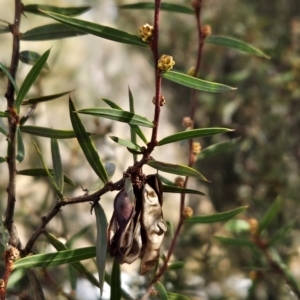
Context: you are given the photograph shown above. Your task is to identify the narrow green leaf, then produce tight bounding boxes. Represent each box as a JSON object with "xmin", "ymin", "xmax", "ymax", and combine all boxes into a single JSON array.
[
  {"xmin": 0, "ymin": 25, "xmax": 10, "ymax": 33},
  {"xmin": 13, "ymin": 246, "xmax": 96, "ymax": 269},
  {"xmin": 17, "ymin": 168, "xmax": 76, "ymax": 186},
  {"xmin": 147, "ymin": 160, "xmax": 209, "ymax": 181},
  {"xmin": 268, "ymin": 220, "xmax": 296, "ymax": 246},
  {"xmin": 41, "ymin": 11, "xmax": 147, "ymax": 47},
  {"xmin": 20, "ymin": 51, "xmax": 49, "ymax": 70},
  {"xmin": 206, "ymin": 35, "xmax": 270, "ymax": 59},
  {"xmin": 162, "ymin": 71, "xmax": 236, "ymax": 92},
  {"xmin": 0, "ymin": 119, "xmax": 7, "ymax": 135},
  {"xmin": 94, "ymin": 203, "xmax": 108, "ymax": 297},
  {"xmin": 21, "ymin": 23, "xmax": 87, "ymax": 41},
  {"xmin": 51, "ymin": 138, "xmax": 64, "ymax": 193},
  {"xmin": 196, "ymin": 138, "xmax": 239, "ymax": 161},
  {"xmin": 78, "ymin": 107, "xmax": 154, "ymax": 128},
  {"xmin": 155, "ymin": 282, "xmax": 168, "ymax": 300},
  {"xmin": 69, "ymin": 99, "xmax": 108, "ymax": 183},
  {"xmin": 32, "ymin": 139, "xmax": 63, "ymax": 199},
  {"xmin": 101, "ymin": 98, "xmax": 122, "ymax": 109},
  {"xmin": 0, "ymin": 62, "xmax": 19, "ymax": 94},
  {"xmin": 185, "ymin": 206, "xmax": 247, "ymax": 224},
  {"xmin": 21, "ymin": 125, "xmax": 83, "ymax": 139},
  {"xmin": 44, "ymin": 232, "xmax": 100, "ymax": 288},
  {"xmin": 158, "ymin": 128, "xmax": 232, "ymax": 146},
  {"xmin": 0, "ymin": 157, "xmax": 6, "ymax": 163},
  {"xmin": 119, "ymin": 2, "xmax": 194, "ymax": 14},
  {"xmin": 24, "ymin": 4, "xmax": 91, "ymax": 16},
  {"xmin": 110, "ymin": 258, "xmax": 121, "ymax": 300},
  {"xmin": 109, "ymin": 136, "xmax": 141, "ymax": 151},
  {"xmin": 15, "ymin": 49, "xmax": 50, "ymax": 111},
  {"xmin": 214, "ymin": 236, "xmax": 255, "ymax": 247},
  {"xmin": 0, "ymin": 111, "xmax": 9, "ymax": 118},
  {"xmin": 16, "ymin": 126, "xmax": 25, "ymax": 162},
  {"xmin": 167, "ymin": 292, "xmax": 191, "ymax": 300},
  {"xmin": 258, "ymin": 196, "xmax": 283, "ymax": 234},
  {"xmin": 22, "ymin": 90, "xmax": 73, "ymax": 105},
  {"xmin": 104, "ymin": 273, "xmax": 134, "ymax": 300},
  {"xmin": 68, "ymin": 264, "xmax": 77, "ymax": 292},
  {"xmin": 102, "ymin": 98, "xmax": 148, "ymax": 143},
  {"xmin": 128, "ymin": 88, "xmax": 137, "ymax": 163},
  {"xmin": 27, "ymin": 269, "xmax": 46, "ymax": 300},
  {"xmin": 158, "ymin": 174, "xmax": 175, "ymax": 186},
  {"xmin": 163, "ymin": 185, "xmax": 205, "ymax": 196},
  {"xmin": 167, "ymin": 261, "xmax": 185, "ymax": 270}
]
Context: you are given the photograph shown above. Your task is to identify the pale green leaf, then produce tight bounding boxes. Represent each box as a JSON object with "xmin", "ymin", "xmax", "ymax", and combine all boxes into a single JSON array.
[
  {"xmin": 19, "ymin": 51, "xmax": 49, "ymax": 70},
  {"xmin": 94, "ymin": 203, "xmax": 108, "ymax": 297},
  {"xmin": 78, "ymin": 107, "xmax": 154, "ymax": 128},
  {"xmin": 22, "ymin": 90, "xmax": 73, "ymax": 105},
  {"xmin": 185, "ymin": 206, "xmax": 247, "ymax": 224},
  {"xmin": 206, "ymin": 35, "xmax": 270, "ymax": 58},
  {"xmin": 110, "ymin": 258, "xmax": 121, "ymax": 300},
  {"xmin": 24, "ymin": 4, "xmax": 91, "ymax": 16},
  {"xmin": 21, "ymin": 125, "xmax": 84, "ymax": 139},
  {"xmin": 21, "ymin": 23, "xmax": 87, "ymax": 41},
  {"xmin": 13, "ymin": 247, "xmax": 96, "ymax": 269},
  {"xmin": 16, "ymin": 126, "xmax": 25, "ymax": 162},
  {"xmin": 158, "ymin": 128, "xmax": 232, "ymax": 146},
  {"xmin": 147, "ymin": 160, "xmax": 208, "ymax": 181},
  {"xmin": 119, "ymin": 2, "xmax": 194, "ymax": 14},
  {"xmin": 0, "ymin": 62, "xmax": 19, "ymax": 93},
  {"xmin": 15, "ymin": 49, "xmax": 50, "ymax": 111},
  {"xmin": 69, "ymin": 99, "xmax": 108, "ymax": 183},
  {"xmin": 17, "ymin": 168, "xmax": 76, "ymax": 186},
  {"xmin": 51, "ymin": 138, "xmax": 64, "ymax": 193},
  {"xmin": 162, "ymin": 71, "xmax": 236, "ymax": 92},
  {"xmin": 41, "ymin": 11, "xmax": 147, "ymax": 47}
]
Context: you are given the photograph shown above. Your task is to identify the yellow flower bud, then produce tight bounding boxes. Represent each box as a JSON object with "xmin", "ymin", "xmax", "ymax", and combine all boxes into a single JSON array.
[
  {"xmin": 182, "ymin": 207, "xmax": 193, "ymax": 218},
  {"xmin": 139, "ymin": 23, "xmax": 154, "ymax": 42},
  {"xmin": 182, "ymin": 116, "xmax": 193, "ymax": 128},
  {"xmin": 201, "ymin": 25, "xmax": 212, "ymax": 39},
  {"xmin": 192, "ymin": 142, "xmax": 201, "ymax": 155},
  {"xmin": 157, "ymin": 55, "xmax": 175, "ymax": 71},
  {"xmin": 175, "ymin": 176, "xmax": 185, "ymax": 188}
]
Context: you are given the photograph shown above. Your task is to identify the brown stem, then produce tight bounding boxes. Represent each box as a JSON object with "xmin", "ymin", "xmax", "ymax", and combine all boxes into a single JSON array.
[
  {"xmin": 149, "ymin": 0, "xmax": 162, "ymax": 149},
  {"xmin": 23, "ymin": 179, "xmax": 124, "ymax": 255},
  {"xmin": 150, "ymin": 0, "xmax": 205, "ymax": 285},
  {"xmin": 4, "ymin": 0, "xmax": 23, "ymax": 249}
]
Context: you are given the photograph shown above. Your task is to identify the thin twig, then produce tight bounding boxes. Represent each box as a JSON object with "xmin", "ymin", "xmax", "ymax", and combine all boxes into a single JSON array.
[
  {"xmin": 23, "ymin": 178, "xmax": 124, "ymax": 255},
  {"xmin": 4, "ymin": 0, "xmax": 23, "ymax": 249},
  {"xmin": 150, "ymin": 0, "xmax": 205, "ymax": 285}
]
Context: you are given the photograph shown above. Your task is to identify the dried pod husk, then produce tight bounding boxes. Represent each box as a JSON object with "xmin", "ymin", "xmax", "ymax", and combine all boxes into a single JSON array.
[
  {"xmin": 139, "ymin": 175, "xmax": 167, "ymax": 275},
  {"xmin": 107, "ymin": 189, "xmax": 142, "ymax": 264}
]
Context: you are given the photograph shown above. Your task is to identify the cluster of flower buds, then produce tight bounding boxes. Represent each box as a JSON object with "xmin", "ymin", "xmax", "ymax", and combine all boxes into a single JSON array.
[
  {"xmin": 108, "ymin": 175, "xmax": 166, "ymax": 275},
  {"xmin": 139, "ymin": 23, "xmax": 154, "ymax": 42},
  {"xmin": 158, "ymin": 55, "xmax": 175, "ymax": 71}
]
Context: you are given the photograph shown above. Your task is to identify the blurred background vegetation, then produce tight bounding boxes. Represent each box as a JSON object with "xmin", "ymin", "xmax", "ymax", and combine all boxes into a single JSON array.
[{"xmin": 1, "ymin": 0, "xmax": 300, "ymax": 299}]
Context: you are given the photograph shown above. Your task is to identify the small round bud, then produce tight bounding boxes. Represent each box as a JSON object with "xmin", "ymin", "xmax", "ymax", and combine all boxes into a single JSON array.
[
  {"xmin": 201, "ymin": 25, "xmax": 212, "ymax": 39},
  {"xmin": 182, "ymin": 117, "xmax": 193, "ymax": 128},
  {"xmin": 187, "ymin": 67, "xmax": 196, "ymax": 76},
  {"xmin": 182, "ymin": 207, "xmax": 193, "ymax": 218},
  {"xmin": 192, "ymin": 142, "xmax": 201, "ymax": 155},
  {"xmin": 152, "ymin": 95, "xmax": 166, "ymax": 106},
  {"xmin": 158, "ymin": 55, "xmax": 175, "ymax": 71},
  {"xmin": 248, "ymin": 218, "xmax": 258, "ymax": 237},
  {"xmin": 175, "ymin": 176, "xmax": 184, "ymax": 188},
  {"xmin": 139, "ymin": 23, "xmax": 154, "ymax": 42}
]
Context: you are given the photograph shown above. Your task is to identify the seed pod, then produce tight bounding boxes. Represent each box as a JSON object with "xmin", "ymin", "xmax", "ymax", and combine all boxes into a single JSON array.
[
  {"xmin": 139, "ymin": 175, "xmax": 167, "ymax": 275},
  {"xmin": 107, "ymin": 188, "xmax": 143, "ymax": 264}
]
